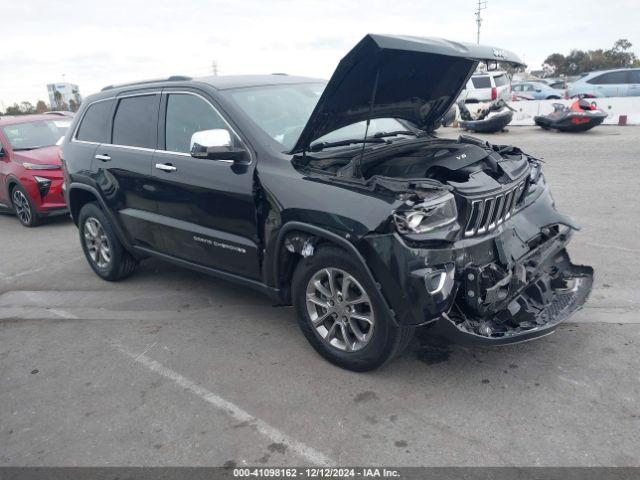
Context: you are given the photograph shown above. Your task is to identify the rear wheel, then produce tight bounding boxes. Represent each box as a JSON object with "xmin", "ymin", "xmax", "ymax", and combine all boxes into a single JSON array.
[
  {"xmin": 78, "ymin": 202, "xmax": 137, "ymax": 281},
  {"xmin": 11, "ymin": 184, "xmax": 40, "ymax": 227},
  {"xmin": 292, "ymin": 246, "xmax": 413, "ymax": 371}
]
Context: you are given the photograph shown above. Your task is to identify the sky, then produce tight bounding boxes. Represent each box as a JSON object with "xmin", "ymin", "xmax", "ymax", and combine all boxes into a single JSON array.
[{"xmin": 2, "ymin": 0, "xmax": 639, "ymax": 108}]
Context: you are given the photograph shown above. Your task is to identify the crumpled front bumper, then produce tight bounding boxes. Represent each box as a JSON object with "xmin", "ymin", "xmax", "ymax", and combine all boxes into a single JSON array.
[
  {"xmin": 360, "ymin": 187, "xmax": 594, "ymax": 345},
  {"xmin": 434, "ymin": 248, "xmax": 593, "ymax": 345}
]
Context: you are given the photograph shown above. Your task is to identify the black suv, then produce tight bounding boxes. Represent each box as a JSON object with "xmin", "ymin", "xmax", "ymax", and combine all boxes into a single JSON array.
[{"xmin": 62, "ymin": 35, "xmax": 593, "ymax": 371}]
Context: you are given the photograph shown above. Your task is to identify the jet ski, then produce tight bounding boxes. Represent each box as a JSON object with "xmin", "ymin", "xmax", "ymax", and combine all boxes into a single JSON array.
[
  {"xmin": 534, "ymin": 99, "xmax": 607, "ymax": 132},
  {"xmin": 458, "ymin": 99, "xmax": 515, "ymax": 133}
]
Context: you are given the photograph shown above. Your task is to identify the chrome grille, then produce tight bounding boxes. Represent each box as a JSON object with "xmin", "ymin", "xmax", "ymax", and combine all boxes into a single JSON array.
[{"xmin": 464, "ymin": 181, "xmax": 527, "ymax": 237}]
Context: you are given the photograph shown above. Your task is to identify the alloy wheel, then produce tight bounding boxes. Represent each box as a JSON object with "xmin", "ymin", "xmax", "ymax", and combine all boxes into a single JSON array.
[
  {"xmin": 12, "ymin": 189, "xmax": 32, "ymax": 225},
  {"xmin": 305, "ymin": 267, "xmax": 375, "ymax": 352},
  {"xmin": 83, "ymin": 217, "xmax": 112, "ymax": 269}
]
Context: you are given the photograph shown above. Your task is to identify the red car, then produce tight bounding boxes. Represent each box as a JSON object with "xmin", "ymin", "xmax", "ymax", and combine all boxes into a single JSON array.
[{"xmin": 0, "ymin": 114, "xmax": 71, "ymax": 226}]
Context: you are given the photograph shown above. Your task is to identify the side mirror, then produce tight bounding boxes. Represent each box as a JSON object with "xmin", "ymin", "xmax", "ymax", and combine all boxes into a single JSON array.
[{"xmin": 190, "ymin": 129, "xmax": 247, "ymax": 163}]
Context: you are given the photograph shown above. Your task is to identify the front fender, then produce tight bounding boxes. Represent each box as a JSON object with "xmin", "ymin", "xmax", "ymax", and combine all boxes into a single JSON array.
[{"xmin": 266, "ymin": 221, "xmax": 399, "ymax": 326}]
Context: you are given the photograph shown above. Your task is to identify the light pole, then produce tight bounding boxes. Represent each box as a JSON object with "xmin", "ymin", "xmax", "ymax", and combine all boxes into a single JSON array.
[{"xmin": 475, "ymin": 0, "xmax": 487, "ymax": 44}]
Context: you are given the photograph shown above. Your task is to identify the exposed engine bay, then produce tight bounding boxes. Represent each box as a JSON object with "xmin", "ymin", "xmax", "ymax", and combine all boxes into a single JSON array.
[{"xmin": 307, "ymin": 135, "xmax": 532, "ymax": 194}]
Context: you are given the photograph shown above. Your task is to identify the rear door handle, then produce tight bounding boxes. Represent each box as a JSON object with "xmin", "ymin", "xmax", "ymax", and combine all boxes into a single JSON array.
[
  {"xmin": 95, "ymin": 154, "xmax": 111, "ymax": 162},
  {"xmin": 155, "ymin": 163, "xmax": 177, "ymax": 172}
]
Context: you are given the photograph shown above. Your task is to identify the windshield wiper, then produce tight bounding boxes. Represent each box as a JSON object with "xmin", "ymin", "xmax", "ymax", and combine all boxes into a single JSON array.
[
  {"xmin": 309, "ymin": 137, "xmax": 388, "ymax": 153},
  {"xmin": 372, "ymin": 130, "xmax": 417, "ymax": 139}
]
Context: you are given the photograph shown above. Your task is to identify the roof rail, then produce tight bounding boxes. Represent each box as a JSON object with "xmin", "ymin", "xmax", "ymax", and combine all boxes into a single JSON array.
[{"xmin": 101, "ymin": 75, "xmax": 192, "ymax": 91}]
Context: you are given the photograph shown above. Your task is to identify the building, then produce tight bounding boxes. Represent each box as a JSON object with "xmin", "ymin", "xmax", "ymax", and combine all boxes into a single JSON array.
[{"xmin": 47, "ymin": 82, "xmax": 82, "ymax": 112}]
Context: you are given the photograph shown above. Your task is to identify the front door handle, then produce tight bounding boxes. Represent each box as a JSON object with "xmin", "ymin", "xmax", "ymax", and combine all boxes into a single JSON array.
[
  {"xmin": 95, "ymin": 154, "xmax": 111, "ymax": 162},
  {"xmin": 155, "ymin": 163, "xmax": 177, "ymax": 172}
]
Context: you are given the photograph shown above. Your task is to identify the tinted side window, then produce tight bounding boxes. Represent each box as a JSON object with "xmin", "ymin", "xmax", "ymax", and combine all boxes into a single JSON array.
[
  {"xmin": 112, "ymin": 95, "xmax": 158, "ymax": 148},
  {"xmin": 76, "ymin": 100, "xmax": 113, "ymax": 143},
  {"xmin": 165, "ymin": 94, "xmax": 228, "ymax": 153},
  {"xmin": 630, "ymin": 70, "xmax": 640, "ymax": 83},
  {"xmin": 588, "ymin": 71, "xmax": 629, "ymax": 85},
  {"xmin": 472, "ymin": 77, "xmax": 491, "ymax": 89}
]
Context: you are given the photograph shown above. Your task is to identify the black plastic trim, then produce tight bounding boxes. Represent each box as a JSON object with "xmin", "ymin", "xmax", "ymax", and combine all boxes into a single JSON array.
[
  {"xmin": 134, "ymin": 246, "xmax": 281, "ymax": 301},
  {"xmin": 67, "ymin": 182, "xmax": 136, "ymax": 254},
  {"xmin": 272, "ymin": 221, "xmax": 398, "ymax": 326}
]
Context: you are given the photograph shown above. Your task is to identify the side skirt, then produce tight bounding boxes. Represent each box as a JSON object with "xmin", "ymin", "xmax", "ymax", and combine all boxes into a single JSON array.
[{"xmin": 133, "ymin": 245, "xmax": 282, "ymax": 302}]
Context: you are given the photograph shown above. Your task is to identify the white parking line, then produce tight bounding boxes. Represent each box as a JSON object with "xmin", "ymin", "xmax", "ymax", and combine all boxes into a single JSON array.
[{"xmin": 114, "ymin": 342, "xmax": 334, "ymax": 466}]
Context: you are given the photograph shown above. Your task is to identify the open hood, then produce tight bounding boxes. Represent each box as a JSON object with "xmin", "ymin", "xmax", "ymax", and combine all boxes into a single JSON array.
[{"xmin": 291, "ymin": 34, "xmax": 525, "ymax": 153}]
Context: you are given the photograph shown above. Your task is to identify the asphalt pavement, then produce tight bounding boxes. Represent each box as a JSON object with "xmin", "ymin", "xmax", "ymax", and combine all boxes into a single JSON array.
[{"xmin": 1, "ymin": 126, "xmax": 639, "ymax": 467}]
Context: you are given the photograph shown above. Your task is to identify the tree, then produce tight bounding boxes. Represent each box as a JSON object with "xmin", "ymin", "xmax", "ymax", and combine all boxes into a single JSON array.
[
  {"xmin": 20, "ymin": 102, "xmax": 36, "ymax": 114},
  {"xmin": 4, "ymin": 104, "xmax": 23, "ymax": 115},
  {"xmin": 542, "ymin": 39, "xmax": 638, "ymax": 76},
  {"xmin": 2, "ymin": 101, "xmax": 38, "ymax": 115},
  {"xmin": 53, "ymin": 90, "xmax": 62, "ymax": 110},
  {"xmin": 36, "ymin": 100, "xmax": 49, "ymax": 114},
  {"xmin": 542, "ymin": 53, "xmax": 565, "ymax": 76}
]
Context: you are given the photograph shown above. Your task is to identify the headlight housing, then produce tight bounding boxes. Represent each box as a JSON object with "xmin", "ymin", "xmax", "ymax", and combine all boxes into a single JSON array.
[
  {"xmin": 33, "ymin": 176, "xmax": 52, "ymax": 198},
  {"xmin": 393, "ymin": 192, "xmax": 458, "ymax": 235},
  {"xmin": 529, "ymin": 161, "xmax": 542, "ymax": 183},
  {"xmin": 23, "ymin": 162, "xmax": 61, "ymax": 170}
]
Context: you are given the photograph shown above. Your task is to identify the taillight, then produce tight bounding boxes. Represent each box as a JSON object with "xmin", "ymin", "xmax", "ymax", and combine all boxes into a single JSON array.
[{"xmin": 491, "ymin": 87, "xmax": 497, "ymax": 100}]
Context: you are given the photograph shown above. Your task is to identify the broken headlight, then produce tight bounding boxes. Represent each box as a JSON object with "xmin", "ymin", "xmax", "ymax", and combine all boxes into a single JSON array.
[
  {"xmin": 526, "ymin": 161, "xmax": 547, "ymax": 201},
  {"xmin": 529, "ymin": 161, "xmax": 542, "ymax": 183},
  {"xmin": 393, "ymin": 192, "xmax": 458, "ymax": 235}
]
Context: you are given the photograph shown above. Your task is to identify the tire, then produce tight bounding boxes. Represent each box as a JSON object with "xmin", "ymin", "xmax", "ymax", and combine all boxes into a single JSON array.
[
  {"xmin": 292, "ymin": 246, "xmax": 414, "ymax": 371},
  {"xmin": 78, "ymin": 202, "xmax": 137, "ymax": 281},
  {"xmin": 11, "ymin": 184, "xmax": 40, "ymax": 227}
]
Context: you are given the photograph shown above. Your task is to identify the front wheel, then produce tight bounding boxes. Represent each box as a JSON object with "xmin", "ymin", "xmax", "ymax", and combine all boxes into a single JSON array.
[
  {"xmin": 78, "ymin": 202, "xmax": 137, "ymax": 281},
  {"xmin": 12, "ymin": 185, "xmax": 40, "ymax": 227},
  {"xmin": 292, "ymin": 246, "xmax": 413, "ymax": 371}
]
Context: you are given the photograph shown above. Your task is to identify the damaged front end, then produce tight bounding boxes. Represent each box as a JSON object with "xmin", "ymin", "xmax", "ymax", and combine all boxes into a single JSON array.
[
  {"xmin": 282, "ymin": 33, "xmax": 591, "ymax": 345},
  {"xmin": 358, "ymin": 148, "xmax": 594, "ymax": 345},
  {"xmin": 440, "ymin": 225, "xmax": 593, "ymax": 344}
]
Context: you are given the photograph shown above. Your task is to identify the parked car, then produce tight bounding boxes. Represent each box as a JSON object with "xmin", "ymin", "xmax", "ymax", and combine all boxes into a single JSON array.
[
  {"xmin": 512, "ymin": 81, "xmax": 564, "ymax": 100},
  {"xmin": 547, "ymin": 79, "xmax": 568, "ymax": 90},
  {"xmin": 460, "ymin": 71, "xmax": 511, "ymax": 103},
  {"xmin": 0, "ymin": 114, "xmax": 70, "ymax": 226},
  {"xmin": 533, "ymin": 78, "xmax": 564, "ymax": 89},
  {"xmin": 62, "ymin": 34, "xmax": 593, "ymax": 371},
  {"xmin": 567, "ymin": 68, "xmax": 640, "ymax": 98}
]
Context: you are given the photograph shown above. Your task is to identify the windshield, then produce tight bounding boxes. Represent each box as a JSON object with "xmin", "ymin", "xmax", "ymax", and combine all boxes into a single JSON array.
[
  {"xmin": 2, "ymin": 120, "xmax": 70, "ymax": 150},
  {"xmin": 227, "ymin": 83, "xmax": 408, "ymax": 151}
]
